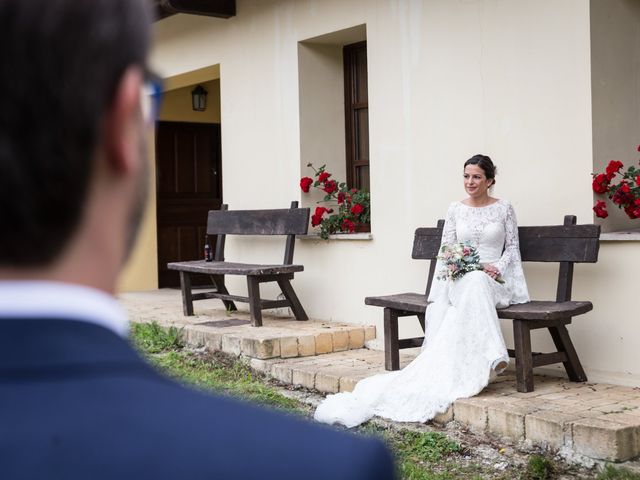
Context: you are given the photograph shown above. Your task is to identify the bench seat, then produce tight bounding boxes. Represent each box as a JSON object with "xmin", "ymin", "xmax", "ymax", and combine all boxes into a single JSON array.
[
  {"xmin": 364, "ymin": 293, "xmax": 428, "ymax": 313},
  {"xmin": 365, "ymin": 295, "xmax": 593, "ymax": 322},
  {"xmin": 168, "ymin": 260, "xmax": 304, "ymax": 276},
  {"xmin": 498, "ymin": 301, "xmax": 592, "ymax": 321}
]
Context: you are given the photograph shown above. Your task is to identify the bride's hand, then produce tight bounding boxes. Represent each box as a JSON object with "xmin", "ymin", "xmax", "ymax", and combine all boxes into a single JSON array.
[{"xmin": 483, "ymin": 264, "xmax": 500, "ymax": 280}]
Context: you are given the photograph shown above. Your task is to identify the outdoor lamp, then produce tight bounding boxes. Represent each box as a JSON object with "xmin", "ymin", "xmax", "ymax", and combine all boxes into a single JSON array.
[{"xmin": 191, "ymin": 85, "xmax": 208, "ymax": 111}]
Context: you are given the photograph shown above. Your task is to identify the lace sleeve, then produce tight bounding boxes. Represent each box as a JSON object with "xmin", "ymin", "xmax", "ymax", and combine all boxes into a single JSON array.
[
  {"xmin": 494, "ymin": 202, "xmax": 521, "ymax": 274},
  {"xmin": 427, "ymin": 203, "xmax": 457, "ymax": 303},
  {"xmin": 441, "ymin": 203, "xmax": 457, "ymax": 246}
]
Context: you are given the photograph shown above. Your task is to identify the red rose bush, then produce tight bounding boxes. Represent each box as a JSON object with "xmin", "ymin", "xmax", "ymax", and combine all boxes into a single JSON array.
[
  {"xmin": 591, "ymin": 147, "xmax": 640, "ymax": 219},
  {"xmin": 300, "ymin": 163, "xmax": 370, "ymax": 239}
]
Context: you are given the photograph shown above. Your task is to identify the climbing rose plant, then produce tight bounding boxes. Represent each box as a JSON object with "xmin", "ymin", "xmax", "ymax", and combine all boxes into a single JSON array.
[
  {"xmin": 300, "ymin": 163, "xmax": 370, "ymax": 239},
  {"xmin": 592, "ymin": 146, "xmax": 640, "ymax": 219}
]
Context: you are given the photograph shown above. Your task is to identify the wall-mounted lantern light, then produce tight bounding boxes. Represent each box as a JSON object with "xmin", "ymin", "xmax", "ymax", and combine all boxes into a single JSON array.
[{"xmin": 191, "ymin": 85, "xmax": 208, "ymax": 111}]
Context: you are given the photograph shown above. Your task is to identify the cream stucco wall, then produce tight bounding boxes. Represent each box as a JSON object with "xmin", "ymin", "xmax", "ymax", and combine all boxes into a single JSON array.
[
  {"xmin": 144, "ymin": 0, "xmax": 640, "ymax": 385},
  {"xmin": 117, "ymin": 134, "xmax": 158, "ymax": 291}
]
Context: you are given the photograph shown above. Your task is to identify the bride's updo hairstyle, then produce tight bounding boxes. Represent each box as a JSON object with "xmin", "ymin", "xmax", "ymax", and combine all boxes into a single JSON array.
[{"xmin": 464, "ymin": 154, "xmax": 497, "ymax": 187}]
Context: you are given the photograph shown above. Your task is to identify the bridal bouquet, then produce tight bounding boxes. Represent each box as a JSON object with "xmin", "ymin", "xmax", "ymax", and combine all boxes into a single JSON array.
[{"xmin": 437, "ymin": 243, "xmax": 505, "ymax": 284}]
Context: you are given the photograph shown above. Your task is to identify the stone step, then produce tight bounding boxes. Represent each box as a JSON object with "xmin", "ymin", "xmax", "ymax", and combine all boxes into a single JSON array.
[
  {"xmin": 121, "ymin": 289, "xmax": 375, "ymax": 360},
  {"xmin": 252, "ymin": 348, "xmax": 640, "ymax": 463}
]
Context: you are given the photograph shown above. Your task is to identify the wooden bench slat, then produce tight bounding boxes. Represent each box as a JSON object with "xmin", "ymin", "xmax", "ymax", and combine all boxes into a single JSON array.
[
  {"xmin": 497, "ymin": 301, "xmax": 592, "ymax": 320},
  {"xmin": 506, "ymin": 349, "xmax": 569, "ymax": 367},
  {"xmin": 398, "ymin": 337, "xmax": 425, "ymax": 349},
  {"xmin": 207, "ymin": 208, "xmax": 310, "ymax": 236},
  {"xmin": 365, "ymin": 293, "xmax": 428, "ymax": 313},
  {"xmin": 412, "ymin": 223, "xmax": 600, "ymax": 263},
  {"xmin": 168, "ymin": 260, "xmax": 304, "ymax": 276},
  {"xmin": 192, "ymin": 291, "xmax": 290, "ymax": 309},
  {"xmin": 519, "ymin": 237, "xmax": 599, "ymax": 263}
]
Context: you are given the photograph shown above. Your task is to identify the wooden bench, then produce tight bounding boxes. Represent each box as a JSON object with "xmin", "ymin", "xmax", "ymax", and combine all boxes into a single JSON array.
[
  {"xmin": 365, "ymin": 215, "xmax": 600, "ymax": 392},
  {"xmin": 168, "ymin": 201, "xmax": 310, "ymax": 327}
]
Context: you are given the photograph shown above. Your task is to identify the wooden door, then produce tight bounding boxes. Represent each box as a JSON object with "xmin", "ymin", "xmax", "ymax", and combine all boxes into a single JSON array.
[{"xmin": 156, "ymin": 122, "xmax": 222, "ymax": 288}]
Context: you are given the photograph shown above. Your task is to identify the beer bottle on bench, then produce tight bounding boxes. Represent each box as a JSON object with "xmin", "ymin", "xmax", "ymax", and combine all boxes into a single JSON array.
[{"xmin": 204, "ymin": 235, "xmax": 213, "ymax": 262}]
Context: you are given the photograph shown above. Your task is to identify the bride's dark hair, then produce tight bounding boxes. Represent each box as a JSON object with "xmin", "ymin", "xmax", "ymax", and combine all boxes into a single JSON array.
[{"xmin": 464, "ymin": 154, "xmax": 497, "ymax": 186}]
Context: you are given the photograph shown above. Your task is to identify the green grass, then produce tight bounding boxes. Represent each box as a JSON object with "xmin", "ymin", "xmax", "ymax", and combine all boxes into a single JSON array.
[
  {"xmin": 151, "ymin": 349, "xmax": 303, "ymax": 412},
  {"xmin": 130, "ymin": 322, "xmax": 183, "ymax": 353},
  {"xmin": 597, "ymin": 464, "xmax": 640, "ymax": 480},
  {"xmin": 523, "ymin": 455, "xmax": 556, "ymax": 480}
]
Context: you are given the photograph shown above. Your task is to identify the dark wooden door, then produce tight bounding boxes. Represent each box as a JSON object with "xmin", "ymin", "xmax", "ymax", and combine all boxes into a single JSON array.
[{"xmin": 156, "ymin": 121, "xmax": 222, "ymax": 288}]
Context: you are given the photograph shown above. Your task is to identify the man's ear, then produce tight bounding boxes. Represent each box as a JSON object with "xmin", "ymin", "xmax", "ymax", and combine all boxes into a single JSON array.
[{"xmin": 102, "ymin": 66, "xmax": 143, "ymax": 175}]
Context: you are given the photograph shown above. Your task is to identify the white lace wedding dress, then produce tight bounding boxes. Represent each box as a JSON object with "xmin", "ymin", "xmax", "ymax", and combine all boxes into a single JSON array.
[{"xmin": 314, "ymin": 199, "xmax": 530, "ymax": 428}]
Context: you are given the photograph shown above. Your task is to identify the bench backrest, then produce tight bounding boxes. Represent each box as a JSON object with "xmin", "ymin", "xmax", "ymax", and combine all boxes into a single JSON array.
[
  {"xmin": 413, "ymin": 215, "xmax": 601, "ymax": 301},
  {"xmin": 207, "ymin": 201, "xmax": 310, "ymax": 264}
]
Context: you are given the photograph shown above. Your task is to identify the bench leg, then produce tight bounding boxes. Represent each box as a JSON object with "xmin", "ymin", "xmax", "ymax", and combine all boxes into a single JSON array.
[
  {"xmin": 210, "ymin": 274, "xmax": 237, "ymax": 312},
  {"xmin": 513, "ymin": 320, "xmax": 534, "ymax": 392},
  {"xmin": 246, "ymin": 276, "xmax": 263, "ymax": 327},
  {"xmin": 179, "ymin": 271, "xmax": 194, "ymax": 316},
  {"xmin": 549, "ymin": 324, "xmax": 587, "ymax": 382},
  {"xmin": 277, "ymin": 278, "xmax": 308, "ymax": 321},
  {"xmin": 417, "ymin": 313, "xmax": 426, "ymax": 333},
  {"xmin": 384, "ymin": 308, "xmax": 400, "ymax": 371}
]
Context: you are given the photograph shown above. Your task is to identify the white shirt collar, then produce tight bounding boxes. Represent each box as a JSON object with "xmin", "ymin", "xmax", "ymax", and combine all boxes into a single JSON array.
[{"xmin": 0, "ymin": 281, "xmax": 129, "ymax": 337}]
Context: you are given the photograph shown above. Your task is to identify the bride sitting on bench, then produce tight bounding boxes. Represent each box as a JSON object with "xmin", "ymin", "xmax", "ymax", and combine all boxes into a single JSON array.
[{"xmin": 314, "ymin": 154, "xmax": 530, "ymax": 428}]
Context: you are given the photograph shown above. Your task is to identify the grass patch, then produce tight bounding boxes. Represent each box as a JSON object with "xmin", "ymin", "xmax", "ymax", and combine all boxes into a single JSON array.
[
  {"xmin": 130, "ymin": 321, "xmax": 183, "ymax": 353},
  {"xmin": 597, "ymin": 464, "xmax": 640, "ymax": 480},
  {"xmin": 523, "ymin": 455, "xmax": 556, "ymax": 480},
  {"xmin": 151, "ymin": 350, "xmax": 303, "ymax": 413}
]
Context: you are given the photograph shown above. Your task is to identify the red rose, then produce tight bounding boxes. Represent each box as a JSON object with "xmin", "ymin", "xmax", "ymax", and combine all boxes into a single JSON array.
[
  {"xmin": 611, "ymin": 189, "xmax": 630, "ymax": 206},
  {"xmin": 341, "ymin": 219, "xmax": 355, "ymax": 233},
  {"xmin": 350, "ymin": 203, "xmax": 364, "ymax": 215},
  {"xmin": 350, "ymin": 188, "xmax": 358, "ymax": 194},
  {"xmin": 636, "ymin": 175, "xmax": 640, "ymax": 187},
  {"xmin": 620, "ymin": 181, "xmax": 631, "ymax": 193},
  {"xmin": 314, "ymin": 206, "xmax": 330, "ymax": 216},
  {"xmin": 635, "ymin": 198, "xmax": 640, "ymax": 206},
  {"xmin": 337, "ymin": 192, "xmax": 345, "ymax": 204},
  {"xmin": 637, "ymin": 144, "xmax": 640, "ymax": 152},
  {"xmin": 300, "ymin": 177, "xmax": 313, "ymax": 193},
  {"xmin": 593, "ymin": 200, "xmax": 608, "ymax": 218},
  {"xmin": 311, "ymin": 206, "xmax": 330, "ymax": 226},
  {"xmin": 323, "ymin": 180, "xmax": 337, "ymax": 194},
  {"xmin": 591, "ymin": 173, "xmax": 610, "ymax": 194},
  {"xmin": 605, "ymin": 160, "xmax": 624, "ymax": 177},
  {"xmin": 624, "ymin": 205, "xmax": 638, "ymax": 219},
  {"xmin": 318, "ymin": 171, "xmax": 331, "ymax": 183}
]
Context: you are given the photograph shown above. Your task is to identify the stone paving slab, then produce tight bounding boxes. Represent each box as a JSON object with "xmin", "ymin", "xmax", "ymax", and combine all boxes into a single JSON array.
[
  {"xmin": 119, "ymin": 289, "xmax": 375, "ymax": 360},
  {"xmin": 248, "ymin": 348, "xmax": 640, "ymax": 462}
]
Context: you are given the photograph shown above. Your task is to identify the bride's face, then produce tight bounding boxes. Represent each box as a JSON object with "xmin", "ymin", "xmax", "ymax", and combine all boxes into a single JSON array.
[{"xmin": 463, "ymin": 164, "xmax": 493, "ymax": 198}]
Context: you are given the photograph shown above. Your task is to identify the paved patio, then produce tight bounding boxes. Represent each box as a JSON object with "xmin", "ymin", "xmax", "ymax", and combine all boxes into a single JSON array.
[{"xmin": 120, "ymin": 289, "xmax": 640, "ymax": 463}]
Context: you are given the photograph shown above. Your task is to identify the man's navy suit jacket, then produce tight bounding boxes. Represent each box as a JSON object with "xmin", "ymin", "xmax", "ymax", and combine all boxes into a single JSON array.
[{"xmin": 0, "ymin": 319, "xmax": 395, "ymax": 479}]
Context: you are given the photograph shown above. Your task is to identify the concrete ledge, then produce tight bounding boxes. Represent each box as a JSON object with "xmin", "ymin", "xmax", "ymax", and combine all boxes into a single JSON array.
[{"xmin": 571, "ymin": 418, "xmax": 639, "ymax": 462}]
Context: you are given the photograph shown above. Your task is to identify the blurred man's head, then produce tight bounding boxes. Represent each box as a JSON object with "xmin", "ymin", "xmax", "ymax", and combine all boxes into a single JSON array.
[{"xmin": 0, "ymin": 0, "xmax": 153, "ymax": 290}]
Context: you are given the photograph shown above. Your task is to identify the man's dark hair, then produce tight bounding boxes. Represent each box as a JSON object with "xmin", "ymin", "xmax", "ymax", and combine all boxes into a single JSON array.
[{"xmin": 0, "ymin": 0, "xmax": 151, "ymax": 266}]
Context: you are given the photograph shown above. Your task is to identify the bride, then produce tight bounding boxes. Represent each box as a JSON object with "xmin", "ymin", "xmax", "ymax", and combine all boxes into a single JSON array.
[{"xmin": 314, "ymin": 154, "xmax": 530, "ymax": 428}]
